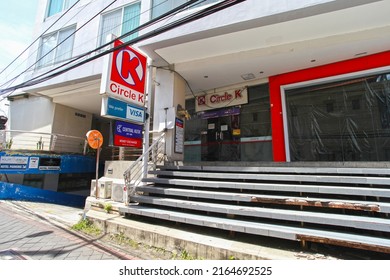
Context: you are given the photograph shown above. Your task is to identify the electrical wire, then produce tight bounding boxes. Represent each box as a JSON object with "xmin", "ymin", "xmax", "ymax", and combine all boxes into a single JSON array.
[
  {"xmin": 0, "ymin": 0, "xmax": 246, "ymax": 96},
  {"xmin": 0, "ymin": 0, "xmax": 81, "ymax": 77},
  {"xmin": 0, "ymin": 1, "xmax": 85, "ymax": 90},
  {"xmin": 0, "ymin": 0, "xmax": 118, "ymax": 90},
  {"xmin": 5, "ymin": 0, "xmax": 100, "ymax": 80},
  {"xmin": 0, "ymin": 0, "xmax": 198, "ymax": 92},
  {"xmin": 0, "ymin": 0, "xmax": 204, "ymax": 95}
]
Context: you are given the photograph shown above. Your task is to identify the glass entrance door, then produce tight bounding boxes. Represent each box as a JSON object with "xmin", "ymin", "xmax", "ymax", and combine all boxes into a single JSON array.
[{"xmin": 201, "ymin": 115, "xmax": 240, "ymax": 161}]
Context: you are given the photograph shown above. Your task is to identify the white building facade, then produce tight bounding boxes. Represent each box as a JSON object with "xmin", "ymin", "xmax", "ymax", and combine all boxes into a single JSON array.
[{"xmin": 9, "ymin": 0, "xmax": 390, "ymax": 165}]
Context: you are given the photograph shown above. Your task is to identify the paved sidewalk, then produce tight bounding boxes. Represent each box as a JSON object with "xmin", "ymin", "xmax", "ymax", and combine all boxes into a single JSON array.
[
  {"xmin": 0, "ymin": 200, "xmax": 138, "ymax": 260},
  {"xmin": 1, "ymin": 200, "xmax": 85, "ymax": 227}
]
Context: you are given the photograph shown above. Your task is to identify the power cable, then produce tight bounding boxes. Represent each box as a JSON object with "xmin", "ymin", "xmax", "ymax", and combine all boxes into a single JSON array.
[
  {"xmin": 0, "ymin": 0, "xmax": 193, "ymax": 91},
  {"xmin": 0, "ymin": 0, "xmax": 81, "ymax": 76},
  {"xmin": 0, "ymin": 0, "xmax": 204, "ymax": 94},
  {"xmin": 0, "ymin": 0, "xmax": 118, "ymax": 90},
  {"xmin": 6, "ymin": 0, "xmax": 99, "ymax": 80},
  {"xmin": 0, "ymin": 0, "xmax": 246, "ymax": 95}
]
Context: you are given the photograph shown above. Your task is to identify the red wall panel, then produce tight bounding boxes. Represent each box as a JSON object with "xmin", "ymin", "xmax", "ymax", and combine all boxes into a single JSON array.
[{"xmin": 269, "ymin": 51, "xmax": 390, "ymax": 161}]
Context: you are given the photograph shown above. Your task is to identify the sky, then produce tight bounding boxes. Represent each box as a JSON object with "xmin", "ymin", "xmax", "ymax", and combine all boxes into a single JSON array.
[{"xmin": 0, "ymin": 0, "xmax": 39, "ymax": 78}]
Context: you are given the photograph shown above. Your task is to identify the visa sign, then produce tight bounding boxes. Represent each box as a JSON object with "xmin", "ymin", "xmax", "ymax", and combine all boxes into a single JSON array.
[{"xmin": 101, "ymin": 97, "xmax": 145, "ymax": 123}]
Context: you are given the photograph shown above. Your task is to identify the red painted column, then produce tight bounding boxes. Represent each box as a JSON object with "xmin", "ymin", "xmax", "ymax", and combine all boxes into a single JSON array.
[{"xmin": 269, "ymin": 50, "xmax": 390, "ymax": 162}]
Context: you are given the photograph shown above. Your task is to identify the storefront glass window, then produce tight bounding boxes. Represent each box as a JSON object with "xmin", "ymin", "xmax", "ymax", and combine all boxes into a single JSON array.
[
  {"xmin": 285, "ymin": 72, "xmax": 390, "ymax": 161},
  {"xmin": 184, "ymin": 83, "xmax": 272, "ymax": 162}
]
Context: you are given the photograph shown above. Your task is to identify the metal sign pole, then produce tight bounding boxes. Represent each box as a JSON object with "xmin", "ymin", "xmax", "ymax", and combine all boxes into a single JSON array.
[{"xmin": 95, "ymin": 138, "xmax": 100, "ymax": 199}]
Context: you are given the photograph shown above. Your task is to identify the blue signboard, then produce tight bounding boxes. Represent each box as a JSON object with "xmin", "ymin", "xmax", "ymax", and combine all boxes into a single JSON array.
[
  {"xmin": 112, "ymin": 120, "xmax": 143, "ymax": 148},
  {"xmin": 102, "ymin": 97, "xmax": 145, "ymax": 123},
  {"xmin": 198, "ymin": 106, "xmax": 240, "ymax": 119},
  {"xmin": 115, "ymin": 120, "xmax": 143, "ymax": 139}
]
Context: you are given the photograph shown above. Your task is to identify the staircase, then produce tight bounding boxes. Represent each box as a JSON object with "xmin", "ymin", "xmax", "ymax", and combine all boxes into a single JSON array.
[{"xmin": 119, "ymin": 164, "xmax": 390, "ymax": 254}]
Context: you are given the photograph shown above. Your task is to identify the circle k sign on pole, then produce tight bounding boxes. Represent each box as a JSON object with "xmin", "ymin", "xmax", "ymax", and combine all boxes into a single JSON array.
[{"xmin": 100, "ymin": 38, "xmax": 147, "ymax": 107}]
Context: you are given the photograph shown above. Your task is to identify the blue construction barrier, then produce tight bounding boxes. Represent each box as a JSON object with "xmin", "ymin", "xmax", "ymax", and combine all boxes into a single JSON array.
[
  {"xmin": 0, "ymin": 182, "xmax": 86, "ymax": 208},
  {"xmin": 0, "ymin": 152, "xmax": 96, "ymax": 174}
]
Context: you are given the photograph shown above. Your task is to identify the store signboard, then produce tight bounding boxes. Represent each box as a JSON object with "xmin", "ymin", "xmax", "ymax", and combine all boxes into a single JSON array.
[
  {"xmin": 114, "ymin": 120, "xmax": 142, "ymax": 139},
  {"xmin": 195, "ymin": 88, "xmax": 248, "ymax": 112},
  {"xmin": 100, "ymin": 39, "xmax": 147, "ymax": 107},
  {"xmin": 101, "ymin": 96, "xmax": 145, "ymax": 124},
  {"xmin": 113, "ymin": 120, "xmax": 143, "ymax": 148}
]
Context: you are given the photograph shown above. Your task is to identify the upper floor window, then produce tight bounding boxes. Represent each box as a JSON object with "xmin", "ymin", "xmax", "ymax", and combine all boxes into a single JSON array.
[
  {"xmin": 152, "ymin": 0, "xmax": 219, "ymax": 19},
  {"xmin": 37, "ymin": 26, "xmax": 76, "ymax": 68},
  {"xmin": 47, "ymin": 0, "xmax": 78, "ymax": 17},
  {"xmin": 99, "ymin": 2, "xmax": 141, "ymax": 47}
]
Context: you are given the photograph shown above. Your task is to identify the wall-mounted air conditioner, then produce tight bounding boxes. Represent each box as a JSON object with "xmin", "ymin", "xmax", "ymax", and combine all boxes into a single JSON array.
[
  {"xmin": 90, "ymin": 179, "xmax": 113, "ymax": 199},
  {"xmin": 111, "ymin": 182, "xmax": 126, "ymax": 202}
]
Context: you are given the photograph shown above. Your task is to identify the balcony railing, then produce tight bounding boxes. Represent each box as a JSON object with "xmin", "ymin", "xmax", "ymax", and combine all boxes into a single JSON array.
[{"xmin": 0, "ymin": 130, "xmax": 87, "ymax": 154}]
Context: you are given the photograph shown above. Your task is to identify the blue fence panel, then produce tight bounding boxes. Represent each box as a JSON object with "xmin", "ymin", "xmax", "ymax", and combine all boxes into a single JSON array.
[{"xmin": 0, "ymin": 182, "xmax": 86, "ymax": 207}]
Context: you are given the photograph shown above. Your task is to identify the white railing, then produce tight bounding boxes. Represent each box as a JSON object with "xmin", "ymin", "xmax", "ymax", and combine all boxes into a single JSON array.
[
  {"xmin": 123, "ymin": 131, "xmax": 166, "ymax": 205},
  {"xmin": 0, "ymin": 130, "xmax": 87, "ymax": 154}
]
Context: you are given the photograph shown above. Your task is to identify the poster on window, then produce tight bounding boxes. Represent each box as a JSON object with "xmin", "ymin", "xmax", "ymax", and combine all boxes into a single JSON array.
[{"xmin": 174, "ymin": 118, "xmax": 184, "ymax": 154}]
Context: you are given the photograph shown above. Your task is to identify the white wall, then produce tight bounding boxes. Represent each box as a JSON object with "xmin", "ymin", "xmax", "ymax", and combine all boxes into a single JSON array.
[
  {"xmin": 8, "ymin": 95, "xmax": 54, "ymax": 150},
  {"xmin": 8, "ymin": 96, "xmax": 92, "ymax": 153},
  {"xmin": 52, "ymin": 103, "xmax": 92, "ymax": 137},
  {"xmin": 51, "ymin": 103, "xmax": 92, "ymax": 153},
  {"xmin": 10, "ymin": 95, "xmax": 54, "ymax": 133}
]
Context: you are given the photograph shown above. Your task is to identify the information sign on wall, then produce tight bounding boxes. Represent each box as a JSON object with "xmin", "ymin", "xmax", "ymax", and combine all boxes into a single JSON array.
[
  {"xmin": 174, "ymin": 118, "xmax": 184, "ymax": 154},
  {"xmin": 0, "ymin": 156, "xmax": 28, "ymax": 170}
]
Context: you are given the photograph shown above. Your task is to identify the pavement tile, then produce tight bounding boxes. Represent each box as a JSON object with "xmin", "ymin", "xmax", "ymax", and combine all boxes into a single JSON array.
[{"xmin": 0, "ymin": 201, "xmax": 127, "ymax": 260}]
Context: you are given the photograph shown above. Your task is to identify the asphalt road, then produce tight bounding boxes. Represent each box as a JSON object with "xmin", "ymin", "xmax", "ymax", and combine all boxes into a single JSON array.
[{"xmin": 0, "ymin": 201, "xmax": 137, "ymax": 260}]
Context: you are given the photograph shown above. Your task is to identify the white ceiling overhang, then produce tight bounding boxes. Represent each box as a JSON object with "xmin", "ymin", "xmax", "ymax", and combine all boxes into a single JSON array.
[
  {"xmin": 28, "ymin": 0, "xmax": 390, "ymax": 115},
  {"xmin": 141, "ymin": 0, "xmax": 390, "ymax": 94}
]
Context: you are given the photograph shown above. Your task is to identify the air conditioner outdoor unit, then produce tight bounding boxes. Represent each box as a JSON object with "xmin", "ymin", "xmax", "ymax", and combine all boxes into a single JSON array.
[
  {"xmin": 90, "ymin": 179, "xmax": 113, "ymax": 199},
  {"xmin": 111, "ymin": 182, "xmax": 126, "ymax": 202}
]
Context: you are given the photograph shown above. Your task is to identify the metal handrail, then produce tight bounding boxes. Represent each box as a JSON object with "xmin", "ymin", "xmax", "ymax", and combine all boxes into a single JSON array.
[
  {"xmin": 0, "ymin": 129, "xmax": 87, "ymax": 154},
  {"xmin": 123, "ymin": 131, "xmax": 166, "ymax": 205}
]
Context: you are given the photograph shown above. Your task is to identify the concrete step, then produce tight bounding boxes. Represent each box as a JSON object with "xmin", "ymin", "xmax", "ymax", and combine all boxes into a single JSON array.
[
  {"xmin": 137, "ymin": 185, "xmax": 390, "ymax": 213},
  {"xmin": 143, "ymin": 177, "xmax": 390, "ymax": 198},
  {"xmin": 119, "ymin": 205, "xmax": 390, "ymax": 254},
  {"xmin": 150, "ymin": 170, "xmax": 390, "ymax": 186},
  {"xmin": 85, "ymin": 209, "xmax": 304, "ymax": 260},
  {"xmin": 133, "ymin": 195, "xmax": 390, "ymax": 232},
  {"xmin": 160, "ymin": 165, "xmax": 390, "ymax": 176}
]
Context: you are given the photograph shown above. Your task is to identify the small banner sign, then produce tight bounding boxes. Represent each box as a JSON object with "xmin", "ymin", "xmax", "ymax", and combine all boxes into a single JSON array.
[{"xmin": 113, "ymin": 120, "xmax": 143, "ymax": 148}]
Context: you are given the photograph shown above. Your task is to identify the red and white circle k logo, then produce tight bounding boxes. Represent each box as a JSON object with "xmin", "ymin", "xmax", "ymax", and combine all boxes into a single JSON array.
[
  {"xmin": 197, "ymin": 96, "xmax": 206, "ymax": 106},
  {"xmin": 110, "ymin": 40, "xmax": 147, "ymax": 95}
]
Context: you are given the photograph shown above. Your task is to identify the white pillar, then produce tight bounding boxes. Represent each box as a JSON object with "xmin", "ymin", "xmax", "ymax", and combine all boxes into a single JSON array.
[{"xmin": 153, "ymin": 68, "xmax": 186, "ymax": 163}]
